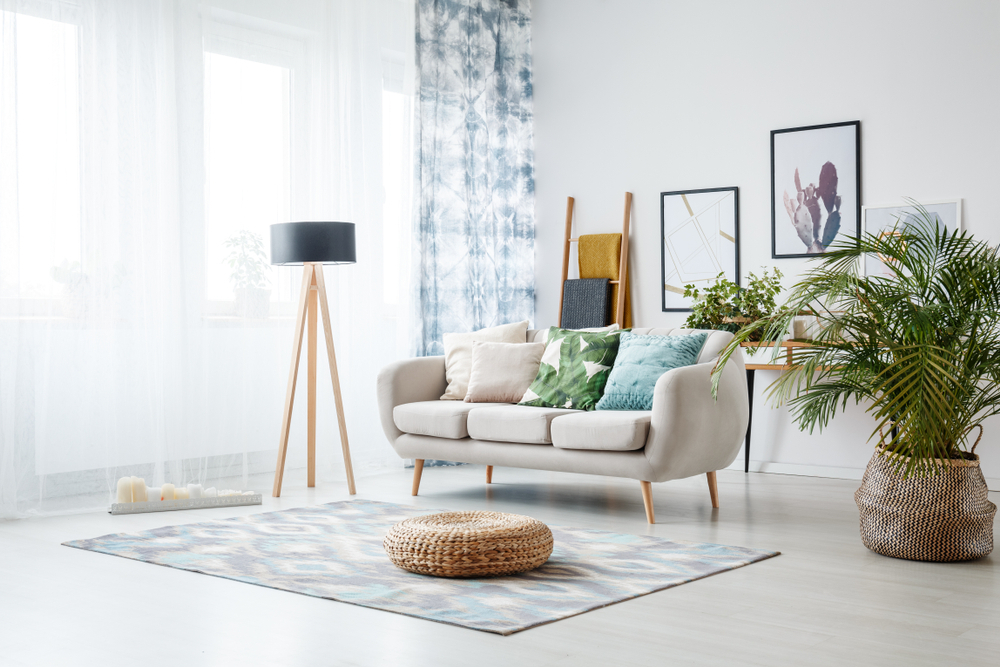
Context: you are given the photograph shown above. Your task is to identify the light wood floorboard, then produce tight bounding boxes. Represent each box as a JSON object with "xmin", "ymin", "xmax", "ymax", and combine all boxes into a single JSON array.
[{"xmin": 0, "ymin": 466, "xmax": 997, "ymax": 666}]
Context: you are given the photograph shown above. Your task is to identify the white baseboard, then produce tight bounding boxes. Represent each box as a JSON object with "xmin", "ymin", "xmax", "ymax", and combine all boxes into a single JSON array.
[
  {"xmin": 726, "ymin": 460, "xmax": 1000, "ymax": 492},
  {"xmin": 731, "ymin": 460, "xmax": 864, "ymax": 480}
]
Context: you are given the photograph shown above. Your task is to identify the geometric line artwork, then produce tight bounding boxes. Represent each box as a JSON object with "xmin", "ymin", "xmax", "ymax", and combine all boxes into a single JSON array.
[{"xmin": 661, "ymin": 187, "xmax": 739, "ymax": 312}]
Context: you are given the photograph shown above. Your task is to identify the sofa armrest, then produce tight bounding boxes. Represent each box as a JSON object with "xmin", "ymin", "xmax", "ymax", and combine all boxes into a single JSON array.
[
  {"xmin": 377, "ymin": 356, "xmax": 448, "ymax": 446},
  {"xmin": 643, "ymin": 352, "xmax": 749, "ymax": 482}
]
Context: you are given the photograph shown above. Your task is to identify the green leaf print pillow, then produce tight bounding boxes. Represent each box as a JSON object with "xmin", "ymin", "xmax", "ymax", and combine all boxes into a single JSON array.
[{"xmin": 518, "ymin": 326, "xmax": 627, "ymax": 411}]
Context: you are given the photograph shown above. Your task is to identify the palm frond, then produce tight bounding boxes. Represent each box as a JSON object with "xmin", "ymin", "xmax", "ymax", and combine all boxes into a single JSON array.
[{"xmin": 711, "ymin": 202, "xmax": 1000, "ymax": 477}]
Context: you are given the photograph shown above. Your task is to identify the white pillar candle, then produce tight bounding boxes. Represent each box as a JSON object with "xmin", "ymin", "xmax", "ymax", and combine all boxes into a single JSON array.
[
  {"xmin": 161, "ymin": 483, "xmax": 175, "ymax": 501},
  {"xmin": 116, "ymin": 477, "xmax": 132, "ymax": 503},
  {"xmin": 187, "ymin": 484, "xmax": 202, "ymax": 499},
  {"xmin": 131, "ymin": 477, "xmax": 147, "ymax": 503},
  {"xmin": 203, "ymin": 487, "xmax": 218, "ymax": 498},
  {"xmin": 174, "ymin": 487, "xmax": 190, "ymax": 500},
  {"xmin": 792, "ymin": 319, "xmax": 807, "ymax": 339},
  {"xmin": 146, "ymin": 487, "xmax": 161, "ymax": 501}
]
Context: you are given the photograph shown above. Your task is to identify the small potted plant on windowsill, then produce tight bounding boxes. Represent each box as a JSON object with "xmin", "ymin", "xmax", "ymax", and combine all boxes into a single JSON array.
[
  {"xmin": 225, "ymin": 230, "xmax": 271, "ymax": 319},
  {"xmin": 51, "ymin": 260, "xmax": 88, "ymax": 318},
  {"xmin": 711, "ymin": 205, "xmax": 998, "ymax": 561}
]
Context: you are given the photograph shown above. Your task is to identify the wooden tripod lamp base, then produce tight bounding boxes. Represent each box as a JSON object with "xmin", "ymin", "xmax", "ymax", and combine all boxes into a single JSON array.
[{"xmin": 270, "ymin": 222, "xmax": 358, "ymax": 498}]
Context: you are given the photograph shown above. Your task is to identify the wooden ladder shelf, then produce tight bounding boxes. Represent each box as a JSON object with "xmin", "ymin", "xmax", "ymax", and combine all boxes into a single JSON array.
[{"xmin": 557, "ymin": 192, "xmax": 632, "ymax": 328}]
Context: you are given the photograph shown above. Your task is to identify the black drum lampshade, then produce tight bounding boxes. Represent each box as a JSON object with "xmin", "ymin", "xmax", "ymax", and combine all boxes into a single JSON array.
[{"xmin": 270, "ymin": 221, "xmax": 357, "ymax": 265}]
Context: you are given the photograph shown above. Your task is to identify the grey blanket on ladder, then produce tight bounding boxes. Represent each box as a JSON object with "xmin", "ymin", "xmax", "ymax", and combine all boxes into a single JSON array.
[{"xmin": 561, "ymin": 278, "xmax": 611, "ymax": 329}]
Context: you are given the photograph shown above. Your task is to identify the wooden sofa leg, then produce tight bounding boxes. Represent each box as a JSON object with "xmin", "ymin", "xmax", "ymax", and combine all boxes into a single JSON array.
[
  {"xmin": 707, "ymin": 471, "xmax": 720, "ymax": 508},
  {"xmin": 411, "ymin": 459, "xmax": 424, "ymax": 496},
  {"xmin": 486, "ymin": 465, "xmax": 493, "ymax": 484},
  {"xmin": 640, "ymin": 481, "xmax": 655, "ymax": 524}
]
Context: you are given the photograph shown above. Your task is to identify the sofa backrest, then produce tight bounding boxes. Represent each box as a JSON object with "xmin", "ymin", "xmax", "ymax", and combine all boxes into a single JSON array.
[{"xmin": 526, "ymin": 327, "xmax": 734, "ymax": 364}]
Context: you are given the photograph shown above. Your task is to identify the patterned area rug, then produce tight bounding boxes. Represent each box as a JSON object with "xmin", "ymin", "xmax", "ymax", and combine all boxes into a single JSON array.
[{"xmin": 64, "ymin": 500, "xmax": 779, "ymax": 635}]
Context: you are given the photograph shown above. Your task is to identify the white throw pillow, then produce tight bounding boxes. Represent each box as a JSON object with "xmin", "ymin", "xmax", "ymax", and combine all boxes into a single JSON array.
[
  {"xmin": 441, "ymin": 320, "xmax": 529, "ymax": 400},
  {"xmin": 465, "ymin": 341, "xmax": 545, "ymax": 403}
]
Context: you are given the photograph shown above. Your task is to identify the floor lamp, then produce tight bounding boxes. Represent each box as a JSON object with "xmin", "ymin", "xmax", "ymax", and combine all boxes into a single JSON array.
[{"xmin": 270, "ymin": 221, "xmax": 357, "ymax": 497}]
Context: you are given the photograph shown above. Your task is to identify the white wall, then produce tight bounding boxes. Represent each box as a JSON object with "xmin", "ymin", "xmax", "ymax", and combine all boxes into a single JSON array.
[{"xmin": 532, "ymin": 0, "xmax": 1000, "ymax": 485}]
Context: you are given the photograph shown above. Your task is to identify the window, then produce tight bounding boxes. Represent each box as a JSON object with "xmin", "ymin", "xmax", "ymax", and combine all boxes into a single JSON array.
[
  {"xmin": 0, "ymin": 12, "xmax": 80, "ymax": 300},
  {"xmin": 203, "ymin": 52, "xmax": 291, "ymax": 305},
  {"xmin": 381, "ymin": 48, "xmax": 413, "ymax": 309},
  {"xmin": 381, "ymin": 90, "xmax": 412, "ymax": 306}
]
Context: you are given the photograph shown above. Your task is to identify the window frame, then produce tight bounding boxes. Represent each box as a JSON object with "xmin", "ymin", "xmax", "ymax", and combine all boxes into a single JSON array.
[
  {"xmin": 198, "ymin": 12, "xmax": 313, "ymax": 321},
  {"xmin": 0, "ymin": 2, "xmax": 84, "ymax": 319}
]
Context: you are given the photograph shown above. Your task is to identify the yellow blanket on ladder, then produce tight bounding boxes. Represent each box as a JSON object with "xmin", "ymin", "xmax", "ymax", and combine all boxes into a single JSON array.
[{"xmin": 578, "ymin": 233, "xmax": 632, "ymax": 328}]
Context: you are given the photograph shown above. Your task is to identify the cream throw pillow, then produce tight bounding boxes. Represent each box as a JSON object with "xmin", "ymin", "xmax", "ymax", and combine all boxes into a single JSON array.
[
  {"xmin": 465, "ymin": 342, "xmax": 545, "ymax": 403},
  {"xmin": 441, "ymin": 320, "xmax": 529, "ymax": 400}
]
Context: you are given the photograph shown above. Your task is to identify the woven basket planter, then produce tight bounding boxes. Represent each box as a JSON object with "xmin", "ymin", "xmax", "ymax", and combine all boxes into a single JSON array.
[
  {"xmin": 383, "ymin": 511, "xmax": 553, "ymax": 578},
  {"xmin": 855, "ymin": 450, "xmax": 997, "ymax": 562}
]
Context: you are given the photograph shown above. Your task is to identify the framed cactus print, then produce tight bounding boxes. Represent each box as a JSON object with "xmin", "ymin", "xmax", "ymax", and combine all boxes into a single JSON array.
[{"xmin": 771, "ymin": 121, "xmax": 861, "ymax": 258}]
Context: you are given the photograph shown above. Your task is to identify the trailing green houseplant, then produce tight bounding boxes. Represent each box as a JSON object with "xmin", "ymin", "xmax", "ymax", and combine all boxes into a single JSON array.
[
  {"xmin": 711, "ymin": 204, "xmax": 998, "ymax": 560},
  {"xmin": 684, "ymin": 268, "xmax": 782, "ymax": 340}
]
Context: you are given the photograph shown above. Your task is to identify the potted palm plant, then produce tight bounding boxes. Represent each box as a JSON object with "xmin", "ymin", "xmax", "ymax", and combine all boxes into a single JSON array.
[
  {"xmin": 225, "ymin": 230, "xmax": 271, "ymax": 319},
  {"xmin": 712, "ymin": 205, "xmax": 998, "ymax": 561}
]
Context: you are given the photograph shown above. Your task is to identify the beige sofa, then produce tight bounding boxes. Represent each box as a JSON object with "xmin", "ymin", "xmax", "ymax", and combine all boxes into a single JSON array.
[{"xmin": 376, "ymin": 328, "xmax": 749, "ymax": 523}]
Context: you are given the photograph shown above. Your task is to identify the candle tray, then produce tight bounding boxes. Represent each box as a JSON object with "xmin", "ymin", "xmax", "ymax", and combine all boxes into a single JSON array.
[{"xmin": 110, "ymin": 494, "xmax": 263, "ymax": 515}]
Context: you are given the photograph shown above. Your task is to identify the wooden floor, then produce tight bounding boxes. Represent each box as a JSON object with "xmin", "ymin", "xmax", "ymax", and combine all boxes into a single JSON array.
[{"xmin": 0, "ymin": 465, "xmax": 997, "ymax": 666}]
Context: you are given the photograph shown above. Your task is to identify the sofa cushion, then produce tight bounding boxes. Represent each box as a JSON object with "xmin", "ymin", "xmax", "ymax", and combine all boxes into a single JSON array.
[
  {"xmin": 440, "ymin": 320, "xmax": 529, "ymax": 400},
  {"xmin": 551, "ymin": 410, "xmax": 651, "ymax": 451},
  {"xmin": 467, "ymin": 405, "xmax": 576, "ymax": 444},
  {"xmin": 519, "ymin": 326, "xmax": 625, "ymax": 411},
  {"xmin": 626, "ymin": 328, "xmax": 733, "ymax": 363},
  {"xmin": 393, "ymin": 401, "xmax": 506, "ymax": 440},
  {"xmin": 596, "ymin": 331, "xmax": 708, "ymax": 410},
  {"xmin": 465, "ymin": 341, "xmax": 545, "ymax": 403},
  {"xmin": 534, "ymin": 323, "xmax": 619, "ymax": 343}
]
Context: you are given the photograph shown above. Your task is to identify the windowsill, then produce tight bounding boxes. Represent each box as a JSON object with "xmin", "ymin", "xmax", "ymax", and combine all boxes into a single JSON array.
[
  {"xmin": 201, "ymin": 314, "xmax": 296, "ymax": 328},
  {"xmin": 0, "ymin": 298, "xmax": 298, "ymax": 327}
]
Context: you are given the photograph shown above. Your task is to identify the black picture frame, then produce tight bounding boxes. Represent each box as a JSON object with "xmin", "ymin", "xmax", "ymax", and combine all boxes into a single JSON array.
[
  {"xmin": 771, "ymin": 120, "xmax": 861, "ymax": 259},
  {"xmin": 660, "ymin": 187, "xmax": 740, "ymax": 312}
]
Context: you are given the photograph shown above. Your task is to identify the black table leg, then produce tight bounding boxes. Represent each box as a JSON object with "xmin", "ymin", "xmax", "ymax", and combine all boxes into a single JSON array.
[{"xmin": 745, "ymin": 368, "xmax": 755, "ymax": 473}]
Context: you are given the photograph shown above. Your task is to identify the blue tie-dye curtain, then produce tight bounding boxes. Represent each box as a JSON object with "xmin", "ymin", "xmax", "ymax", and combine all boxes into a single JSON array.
[{"xmin": 413, "ymin": 0, "xmax": 535, "ymax": 356}]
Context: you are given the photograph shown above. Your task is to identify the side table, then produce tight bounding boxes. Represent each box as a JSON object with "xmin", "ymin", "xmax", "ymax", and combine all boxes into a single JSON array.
[{"xmin": 739, "ymin": 342, "xmax": 810, "ymax": 473}]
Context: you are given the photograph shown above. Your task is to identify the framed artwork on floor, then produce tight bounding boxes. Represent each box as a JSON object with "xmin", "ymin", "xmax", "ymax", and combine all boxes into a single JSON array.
[
  {"xmin": 660, "ymin": 187, "xmax": 739, "ymax": 312},
  {"xmin": 771, "ymin": 120, "xmax": 861, "ymax": 258},
  {"xmin": 862, "ymin": 199, "xmax": 963, "ymax": 276}
]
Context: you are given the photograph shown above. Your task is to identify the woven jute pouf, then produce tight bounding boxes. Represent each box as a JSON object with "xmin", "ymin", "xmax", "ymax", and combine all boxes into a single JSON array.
[
  {"xmin": 383, "ymin": 511, "xmax": 554, "ymax": 578},
  {"xmin": 855, "ymin": 449, "xmax": 997, "ymax": 562}
]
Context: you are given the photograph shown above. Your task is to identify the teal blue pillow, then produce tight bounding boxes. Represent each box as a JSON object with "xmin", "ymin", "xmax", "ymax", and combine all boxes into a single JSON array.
[{"xmin": 595, "ymin": 332, "xmax": 708, "ymax": 410}]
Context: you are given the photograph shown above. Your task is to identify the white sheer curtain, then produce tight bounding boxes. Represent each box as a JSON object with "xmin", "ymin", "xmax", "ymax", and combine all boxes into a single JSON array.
[{"xmin": 0, "ymin": 0, "xmax": 415, "ymax": 518}]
